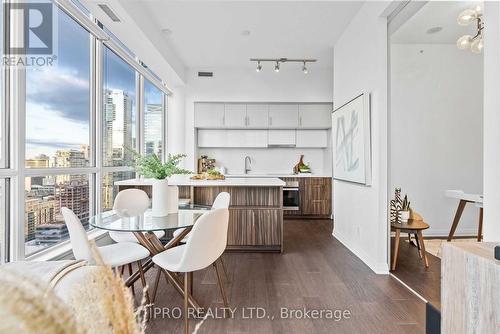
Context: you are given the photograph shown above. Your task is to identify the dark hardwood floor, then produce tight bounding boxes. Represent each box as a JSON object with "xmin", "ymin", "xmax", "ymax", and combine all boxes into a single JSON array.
[
  {"xmin": 142, "ymin": 220, "xmax": 426, "ymax": 333},
  {"xmin": 390, "ymin": 235, "xmax": 441, "ymax": 309}
]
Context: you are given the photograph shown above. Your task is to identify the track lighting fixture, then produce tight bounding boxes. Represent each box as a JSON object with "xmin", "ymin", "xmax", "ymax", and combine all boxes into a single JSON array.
[
  {"xmin": 457, "ymin": 5, "xmax": 484, "ymax": 53},
  {"xmin": 250, "ymin": 58, "xmax": 316, "ymax": 73}
]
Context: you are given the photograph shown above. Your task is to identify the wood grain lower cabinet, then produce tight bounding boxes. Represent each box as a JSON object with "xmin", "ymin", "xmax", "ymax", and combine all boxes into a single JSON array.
[
  {"xmin": 194, "ymin": 186, "xmax": 283, "ymax": 252},
  {"xmin": 282, "ymin": 177, "xmax": 332, "ymax": 218}
]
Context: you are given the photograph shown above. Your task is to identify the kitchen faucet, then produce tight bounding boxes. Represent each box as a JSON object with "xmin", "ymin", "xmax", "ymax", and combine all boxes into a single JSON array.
[{"xmin": 244, "ymin": 156, "xmax": 252, "ymax": 174}]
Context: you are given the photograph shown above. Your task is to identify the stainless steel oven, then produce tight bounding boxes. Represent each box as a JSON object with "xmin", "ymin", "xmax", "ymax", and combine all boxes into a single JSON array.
[{"xmin": 283, "ymin": 180, "xmax": 300, "ymax": 211}]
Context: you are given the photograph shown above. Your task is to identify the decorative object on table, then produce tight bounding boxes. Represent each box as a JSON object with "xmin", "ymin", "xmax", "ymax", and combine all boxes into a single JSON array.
[
  {"xmin": 197, "ymin": 155, "xmax": 216, "ymax": 173},
  {"xmin": 390, "ymin": 187, "xmax": 403, "ymax": 224},
  {"xmin": 128, "ymin": 148, "xmax": 191, "ymax": 216},
  {"xmin": 190, "ymin": 168, "xmax": 225, "ymax": 180},
  {"xmin": 400, "ymin": 195, "xmax": 411, "ymax": 223},
  {"xmin": 456, "ymin": 5, "xmax": 484, "ymax": 54},
  {"xmin": 293, "ymin": 154, "xmax": 311, "ymax": 174},
  {"xmin": 332, "ymin": 93, "xmax": 371, "ymax": 185},
  {"xmin": 495, "ymin": 246, "xmax": 500, "ymax": 260}
]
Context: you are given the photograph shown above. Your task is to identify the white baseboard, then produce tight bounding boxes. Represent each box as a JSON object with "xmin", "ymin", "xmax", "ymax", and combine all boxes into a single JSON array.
[{"xmin": 332, "ymin": 230, "xmax": 389, "ymax": 275}]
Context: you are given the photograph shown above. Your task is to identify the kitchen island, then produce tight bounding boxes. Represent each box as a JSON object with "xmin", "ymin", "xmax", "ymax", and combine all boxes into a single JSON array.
[{"xmin": 115, "ymin": 176, "xmax": 285, "ymax": 252}]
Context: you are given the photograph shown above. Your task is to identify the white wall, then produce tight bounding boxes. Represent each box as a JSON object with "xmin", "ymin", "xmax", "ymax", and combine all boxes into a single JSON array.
[
  {"xmin": 391, "ymin": 44, "xmax": 483, "ymax": 236},
  {"xmin": 483, "ymin": 2, "xmax": 500, "ymax": 241},
  {"xmin": 332, "ymin": 1, "xmax": 390, "ymax": 274},
  {"xmin": 167, "ymin": 86, "xmax": 186, "ymax": 165},
  {"xmin": 184, "ymin": 67, "xmax": 333, "ymax": 171},
  {"xmin": 197, "ymin": 147, "xmax": 330, "ymax": 176}
]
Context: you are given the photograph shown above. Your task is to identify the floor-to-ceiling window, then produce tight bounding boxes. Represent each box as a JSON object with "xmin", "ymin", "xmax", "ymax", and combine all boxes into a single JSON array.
[
  {"xmin": 101, "ymin": 48, "xmax": 138, "ymax": 211},
  {"xmin": 24, "ymin": 7, "xmax": 92, "ymax": 257},
  {"xmin": 144, "ymin": 79, "xmax": 164, "ymax": 157},
  {"xmin": 0, "ymin": 1, "xmax": 170, "ymax": 260}
]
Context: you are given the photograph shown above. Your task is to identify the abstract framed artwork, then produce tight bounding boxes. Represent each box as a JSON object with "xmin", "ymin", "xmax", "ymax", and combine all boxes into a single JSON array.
[{"xmin": 332, "ymin": 93, "xmax": 372, "ymax": 185}]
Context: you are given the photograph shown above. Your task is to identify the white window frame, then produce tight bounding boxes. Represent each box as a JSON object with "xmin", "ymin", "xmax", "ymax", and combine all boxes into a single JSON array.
[{"xmin": 1, "ymin": 0, "xmax": 170, "ymax": 261}]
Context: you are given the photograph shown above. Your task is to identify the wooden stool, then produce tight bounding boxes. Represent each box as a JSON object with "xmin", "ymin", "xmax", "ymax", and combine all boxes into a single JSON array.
[{"xmin": 391, "ymin": 219, "xmax": 430, "ymax": 271}]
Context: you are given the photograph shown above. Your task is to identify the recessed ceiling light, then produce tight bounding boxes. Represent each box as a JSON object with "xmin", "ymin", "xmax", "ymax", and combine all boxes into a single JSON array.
[
  {"xmin": 161, "ymin": 28, "xmax": 173, "ymax": 36},
  {"xmin": 426, "ymin": 26, "xmax": 443, "ymax": 34},
  {"xmin": 241, "ymin": 30, "xmax": 251, "ymax": 36}
]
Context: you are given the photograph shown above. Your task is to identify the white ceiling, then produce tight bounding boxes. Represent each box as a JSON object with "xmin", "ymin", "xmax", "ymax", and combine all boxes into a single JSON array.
[
  {"xmin": 391, "ymin": 1, "xmax": 483, "ymax": 44},
  {"xmin": 131, "ymin": 1, "xmax": 364, "ymax": 69}
]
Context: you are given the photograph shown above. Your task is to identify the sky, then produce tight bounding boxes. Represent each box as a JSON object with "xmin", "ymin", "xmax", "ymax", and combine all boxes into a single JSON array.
[{"xmin": 25, "ymin": 7, "xmax": 160, "ymax": 160}]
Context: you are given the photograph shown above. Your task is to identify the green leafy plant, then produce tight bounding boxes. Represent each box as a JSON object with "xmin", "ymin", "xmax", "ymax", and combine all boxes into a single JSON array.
[
  {"xmin": 207, "ymin": 168, "xmax": 222, "ymax": 176},
  {"xmin": 127, "ymin": 148, "xmax": 191, "ymax": 179},
  {"xmin": 401, "ymin": 195, "xmax": 411, "ymax": 211}
]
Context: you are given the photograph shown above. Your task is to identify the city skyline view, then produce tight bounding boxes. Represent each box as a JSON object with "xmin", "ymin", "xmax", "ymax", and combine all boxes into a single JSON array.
[{"xmin": 22, "ymin": 7, "xmax": 165, "ymax": 257}]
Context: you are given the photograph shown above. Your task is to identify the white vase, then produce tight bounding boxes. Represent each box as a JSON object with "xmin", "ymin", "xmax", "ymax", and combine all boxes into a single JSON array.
[
  {"xmin": 152, "ymin": 179, "xmax": 169, "ymax": 217},
  {"xmin": 400, "ymin": 210, "xmax": 410, "ymax": 223},
  {"xmin": 167, "ymin": 185, "xmax": 179, "ymax": 214}
]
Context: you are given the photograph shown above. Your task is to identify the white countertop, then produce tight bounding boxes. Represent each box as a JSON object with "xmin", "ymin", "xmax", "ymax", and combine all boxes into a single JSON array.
[
  {"xmin": 225, "ymin": 173, "xmax": 331, "ymax": 178},
  {"xmin": 115, "ymin": 176, "xmax": 285, "ymax": 187}
]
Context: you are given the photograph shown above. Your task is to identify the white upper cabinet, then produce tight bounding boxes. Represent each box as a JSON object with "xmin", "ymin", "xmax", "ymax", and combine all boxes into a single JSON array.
[
  {"xmin": 268, "ymin": 130, "xmax": 296, "ymax": 146},
  {"xmin": 194, "ymin": 102, "xmax": 332, "ymax": 129},
  {"xmin": 296, "ymin": 130, "xmax": 328, "ymax": 148},
  {"xmin": 246, "ymin": 104, "xmax": 269, "ymax": 128},
  {"xmin": 226, "ymin": 130, "xmax": 268, "ymax": 147},
  {"xmin": 197, "ymin": 129, "xmax": 226, "ymax": 147},
  {"xmin": 268, "ymin": 104, "xmax": 299, "ymax": 128},
  {"xmin": 194, "ymin": 103, "xmax": 225, "ymax": 128},
  {"xmin": 298, "ymin": 104, "xmax": 332, "ymax": 129},
  {"xmin": 224, "ymin": 104, "xmax": 247, "ymax": 128}
]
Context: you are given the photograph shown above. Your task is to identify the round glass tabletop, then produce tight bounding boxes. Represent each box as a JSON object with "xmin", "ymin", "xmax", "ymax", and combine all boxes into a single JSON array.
[{"xmin": 89, "ymin": 207, "xmax": 210, "ymax": 232}]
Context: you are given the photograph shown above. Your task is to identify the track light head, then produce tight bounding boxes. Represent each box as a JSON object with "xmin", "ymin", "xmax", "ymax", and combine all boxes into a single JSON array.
[
  {"xmin": 274, "ymin": 61, "xmax": 280, "ymax": 72},
  {"xmin": 302, "ymin": 61, "xmax": 308, "ymax": 74},
  {"xmin": 256, "ymin": 61, "xmax": 262, "ymax": 72}
]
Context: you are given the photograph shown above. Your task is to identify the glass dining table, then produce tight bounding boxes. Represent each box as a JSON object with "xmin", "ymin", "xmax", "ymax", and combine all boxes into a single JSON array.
[{"xmin": 89, "ymin": 205, "xmax": 211, "ymax": 309}]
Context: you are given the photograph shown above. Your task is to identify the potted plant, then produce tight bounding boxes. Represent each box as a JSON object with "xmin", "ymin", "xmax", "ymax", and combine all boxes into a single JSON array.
[
  {"xmin": 400, "ymin": 195, "xmax": 411, "ymax": 223},
  {"xmin": 128, "ymin": 149, "xmax": 191, "ymax": 216}
]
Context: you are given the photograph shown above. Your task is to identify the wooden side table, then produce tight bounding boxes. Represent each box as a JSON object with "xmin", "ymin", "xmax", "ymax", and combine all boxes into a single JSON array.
[{"xmin": 391, "ymin": 219, "xmax": 430, "ymax": 271}]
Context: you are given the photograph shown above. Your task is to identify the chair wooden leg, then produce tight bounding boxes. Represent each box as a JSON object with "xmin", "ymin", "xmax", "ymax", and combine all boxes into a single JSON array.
[
  {"xmin": 189, "ymin": 272, "xmax": 193, "ymax": 295},
  {"xmin": 151, "ymin": 267, "xmax": 162, "ymax": 304},
  {"xmin": 477, "ymin": 207, "xmax": 483, "ymax": 242},
  {"xmin": 120, "ymin": 265, "xmax": 125, "ymax": 276},
  {"xmin": 219, "ymin": 256, "xmax": 229, "ymax": 282},
  {"xmin": 447, "ymin": 200, "xmax": 467, "ymax": 241},
  {"xmin": 417, "ymin": 231, "xmax": 429, "ymax": 268},
  {"xmin": 213, "ymin": 262, "xmax": 228, "ymax": 308},
  {"xmin": 184, "ymin": 272, "xmax": 189, "ymax": 334},
  {"xmin": 128, "ymin": 263, "xmax": 135, "ymax": 296},
  {"xmin": 137, "ymin": 260, "xmax": 151, "ymax": 305},
  {"xmin": 391, "ymin": 229, "xmax": 400, "ymax": 271}
]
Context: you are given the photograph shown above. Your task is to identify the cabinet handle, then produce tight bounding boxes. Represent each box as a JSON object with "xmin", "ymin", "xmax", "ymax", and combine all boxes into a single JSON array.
[
  {"xmin": 299, "ymin": 116, "xmax": 302, "ymax": 127},
  {"xmin": 269, "ymin": 116, "xmax": 272, "ymax": 126},
  {"xmin": 222, "ymin": 115, "xmax": 225, "ymax": 126},
  {"xmin": 246, "ymin": 116, "xmax": 249, "ymax": 126}
]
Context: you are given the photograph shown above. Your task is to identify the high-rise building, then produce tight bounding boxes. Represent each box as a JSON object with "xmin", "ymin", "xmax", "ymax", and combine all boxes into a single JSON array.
[
  {"xmin": 35, "ymin": 214, "xmax": 69, "ymax": 244},
  {"xmin": 103, "ymin": 89, "xmax": 133, "ymax": 166},
  {"xmin": 56, "ymin": 180, "xmax": 89, "ymax": 226},
  {"xmin": 144, "ymin": 103, "xmax": 163, "ymax": 156},
  {"xmin": 24, "ymin": 196, "xmax": 56, "ymax": 241},
  {"xmin": 80, "ymin": 144, "xmax": 90, "ymax": 163},
  {"xmin": 26, "ymin": 154, "xmax": 50, "ymax": 169},
  {"xmin": 54, "ymin": 149, "xmax": 87, "ymax": 183}
]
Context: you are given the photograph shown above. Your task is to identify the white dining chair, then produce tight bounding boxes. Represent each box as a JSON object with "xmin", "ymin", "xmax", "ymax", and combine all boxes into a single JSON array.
[
  {"xmin": 152, "ymin": 208, "xmax": 230, "ymax": 334},
  {"xmin": 172, "ymin": 192, "xmax": 230, "ymax": 241},
  {"xmin": 61, "ymin": 207, "xmax": 151, "ymax": 301},
  {"xmin": 108, "ymin": 189, "xmax": 165, "ymax": 243},
  {"xmin": 172, "ymin": 192, "xmax": 231, "ymax": 279}
]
